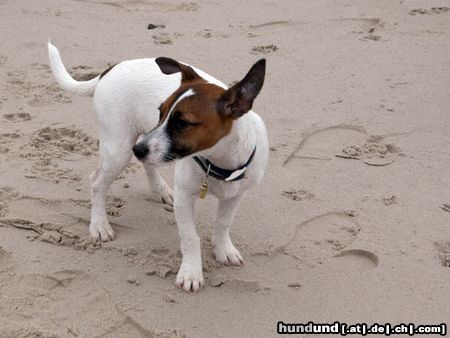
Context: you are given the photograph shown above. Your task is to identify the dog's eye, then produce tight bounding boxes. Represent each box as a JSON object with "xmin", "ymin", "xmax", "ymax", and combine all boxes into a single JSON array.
[
  {"xmin": 174, "ymin": 118, "xmax": 193, "ymax": 129},
  {"xmin": 172, "ymin": 112, "xmax": 200, "ymax": 129}
]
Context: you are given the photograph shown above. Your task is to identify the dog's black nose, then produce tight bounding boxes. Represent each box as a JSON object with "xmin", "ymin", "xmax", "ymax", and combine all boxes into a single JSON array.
[{"xmin": 132, "ymin": 143, "xmax": 149, "ymax": 160}]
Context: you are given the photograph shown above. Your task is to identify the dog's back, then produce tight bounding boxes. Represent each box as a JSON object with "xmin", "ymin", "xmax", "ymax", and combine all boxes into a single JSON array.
[{"xmin": 48, "ymin": 41, "xmax": 227, "ymax": 135}]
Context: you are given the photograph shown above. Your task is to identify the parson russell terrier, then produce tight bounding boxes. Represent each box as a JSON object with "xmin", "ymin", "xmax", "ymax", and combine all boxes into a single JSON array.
[{"xmin": 48, "ymin": 42, "xmax": 268, "ymax": 292}]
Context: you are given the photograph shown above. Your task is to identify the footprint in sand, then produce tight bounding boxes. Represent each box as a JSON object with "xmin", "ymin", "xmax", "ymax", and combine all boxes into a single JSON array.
[
  {"xmin": 433, "ymin": 241, "xmax": 450, "ymax": 267},
  {"xmin": 29, "ymin": 126, "xmax": 98, "ymax": 158},
  {"xmin": 5, "ymin": 69, "xmax": 72, "ymax": 106},
  {"xmin": 282, "ymin": 211, "xmax": 360, "ymax": 261},
  {"xmin": 282, "ymin": 189, "xmax": 315, "ymax": 201},
  {"xmin": 284, "ymin": 125, "xmax": 367, "ymax": 167},
  {"xmin": 0, "ymin": 132, "xmax": 22, "ymax": 155},
  {"xmin": 340, "ymin": 17, "xmax": 384, "ymax": 41},
  {"xmin": 24, "ymin": 127, "xmax": 94, "ymax": 163},
  {"xmin": 441, "ymin": 204, "xmax": 450, "ymax": 212},
  {"xmin": 409, "ymin": 7, "xmax": 450, "ymax": 16},
  {"xmin": 283, "ymin": 125, "xmax": 403, "ymax": 172},
  {"xmin": 22, "ymin": 126, "xmax": 98, "ymax": 183},
  {"xmin": 196, "ymin": 29, "xmax": 229, "ymax": 39},
  {"xmin": 0, "ymin": 132, "xmax": 21, "ymax": 142},
  {"xmin": 152, "ymin": 32, "xmax": 176, "ymax": 45},
  {"xmin": 106, "ymin": 197, "xmax": 127, "ymax": 217},
  {"xmin": 251, "ymin": 45, "xmax": 279, "ymax": 55},
  {"xmin": 3, "ymin": 112, "xmax": 31, "ymax": 122}
]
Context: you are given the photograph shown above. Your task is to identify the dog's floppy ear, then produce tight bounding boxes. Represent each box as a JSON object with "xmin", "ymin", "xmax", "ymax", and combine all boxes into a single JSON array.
[
  {"xmin": 218, "ymin": 59, "xmax": 266, "ymax": 119},
  {"xmin": 155, "ymin": 57, "xmax": 200, "ymax": 82}
]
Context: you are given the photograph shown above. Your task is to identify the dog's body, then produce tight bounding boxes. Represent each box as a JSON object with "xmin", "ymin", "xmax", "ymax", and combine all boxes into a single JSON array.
[{"xmin": 48, "ymin": 42, "xmax": 268, "ymax": 292}]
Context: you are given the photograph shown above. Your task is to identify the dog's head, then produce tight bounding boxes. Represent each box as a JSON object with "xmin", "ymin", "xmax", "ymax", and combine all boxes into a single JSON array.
[{"xmin": 132, "ymin": 57, "xmax": 265, "ymax": 165}]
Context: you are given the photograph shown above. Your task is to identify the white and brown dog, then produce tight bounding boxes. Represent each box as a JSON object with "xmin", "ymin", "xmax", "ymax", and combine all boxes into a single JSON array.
[{"xmin": 48, "ymin": 42, "xmax": 268, "ymax": 292}]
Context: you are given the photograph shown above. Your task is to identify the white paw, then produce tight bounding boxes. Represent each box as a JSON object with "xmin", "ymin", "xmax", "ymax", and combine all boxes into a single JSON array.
[
  {"xmin": 160, "ymin": 183, "xmax": 174, "ymax": 206},
  {"xmin": 214, "ymin": 241, "xmax": 244, "ymax": 266},
  {"xmin": 89, "ymin": 220, "xmax": 115, "ymax": 242},
  {"xmin": 151, "ymin": 181, "xmax": 174, "ymax": 207},
  {"xmin": 175, "ymin": 263, "xmax": 204, "ymax": 293}
]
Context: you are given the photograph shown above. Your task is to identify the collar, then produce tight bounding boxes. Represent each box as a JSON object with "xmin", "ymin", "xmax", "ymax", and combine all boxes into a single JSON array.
[{"xmin": 193, "ymin": 147, "xmax": 257, "ymax": 182}]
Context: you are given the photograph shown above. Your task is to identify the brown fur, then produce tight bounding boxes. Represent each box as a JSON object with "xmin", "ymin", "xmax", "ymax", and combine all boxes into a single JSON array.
[{"xmin": 159, "ymin": 81, "xmax": 234, "ymax": 155}]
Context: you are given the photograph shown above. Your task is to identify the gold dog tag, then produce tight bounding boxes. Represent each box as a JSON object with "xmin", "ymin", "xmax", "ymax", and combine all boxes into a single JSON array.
[{"xmin": 199, "ymin": 181, "xmax": 208, "ymax": 199}]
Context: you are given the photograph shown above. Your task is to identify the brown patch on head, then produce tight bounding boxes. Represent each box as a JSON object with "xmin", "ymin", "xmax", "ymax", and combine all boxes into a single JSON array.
[{"xmin": 160, "ymin": 81, "xmax": 234, "ymax": 157}]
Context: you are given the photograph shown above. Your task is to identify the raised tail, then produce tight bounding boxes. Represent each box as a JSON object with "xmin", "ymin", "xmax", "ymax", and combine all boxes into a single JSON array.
[{"xmin": 47, "ymin": 40, "xmax": 99, "ymax": 96}]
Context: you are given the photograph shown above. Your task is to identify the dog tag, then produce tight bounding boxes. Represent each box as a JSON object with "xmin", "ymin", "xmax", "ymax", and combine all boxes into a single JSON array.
[
  {"xmin": 199, "ymin": 181, "xmax": 208, "ymax": 199},
  {"xmin": 225, "ymin": 167, "xmax": 247, "ymax": 182}
]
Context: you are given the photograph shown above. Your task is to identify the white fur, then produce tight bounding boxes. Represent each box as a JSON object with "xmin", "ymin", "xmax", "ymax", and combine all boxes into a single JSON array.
[
  {"xmin": 47, "ymin": 41, "xmax": 99, "ymax": 96},
  {"xmin": 173, "ymin": 112, "xmax": 268, "ymax": 292},
  {"xmin": 47, "ymin": 42, "xmax": 268, "ymax": 293}
]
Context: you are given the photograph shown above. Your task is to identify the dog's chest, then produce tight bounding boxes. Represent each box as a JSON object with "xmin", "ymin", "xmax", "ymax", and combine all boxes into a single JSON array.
[
  {"xmin": 205, "ymin": 174, "xmax": 255, "ymax": 200},
  {"xmin": 207, "ymin": 180, "xmax": 239, "ymax": 199}
]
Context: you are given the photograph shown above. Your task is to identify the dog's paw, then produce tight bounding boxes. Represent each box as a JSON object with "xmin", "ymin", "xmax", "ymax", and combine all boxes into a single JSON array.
[
  {"xmin": 214, "ymin": 241, "xmax": 244, "ymax": 266},
  {"xmin": 159, "ymin": 182, "xmax": 174, "ymax": 207},
  {"xmin": 150, "ymin": 181, "xmax": 174, "ymax": 207},
  {"xmin": 89, "ymin": 220, "xmax": 115, "ymax": 242},
  {"xmin": 175, "ymin": 263, "xmax": 204, "ymax": 293}
]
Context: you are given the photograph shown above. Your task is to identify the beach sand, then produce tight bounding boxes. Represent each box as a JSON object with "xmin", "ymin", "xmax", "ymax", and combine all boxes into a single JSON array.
[{"xmin": 0, "ymin": 0, "xmax": 449, "ymax": 336}]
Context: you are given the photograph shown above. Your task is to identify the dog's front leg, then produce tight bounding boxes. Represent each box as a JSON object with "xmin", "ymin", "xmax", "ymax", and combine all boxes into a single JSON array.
[
  {"xmin": 174, "ymin": 192, "xmax": 204, "ymax": 292},
  {"xmin": 213, "ymin": 194, "xmax": 244, "ymax": 265}
]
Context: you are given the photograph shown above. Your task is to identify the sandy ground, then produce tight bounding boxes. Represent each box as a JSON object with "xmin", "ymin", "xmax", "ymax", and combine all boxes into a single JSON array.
[{"xmin": 0, "ymin": 0, "xmax": 450, "ymax": 337}]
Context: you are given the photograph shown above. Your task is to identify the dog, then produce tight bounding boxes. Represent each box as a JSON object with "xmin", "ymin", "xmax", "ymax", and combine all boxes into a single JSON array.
[{"xmin": 48, "ymin": 41, "xmax": 268, "ymax": 292}]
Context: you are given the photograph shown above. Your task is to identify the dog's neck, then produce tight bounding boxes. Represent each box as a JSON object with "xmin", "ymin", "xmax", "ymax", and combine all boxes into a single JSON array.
[{"xmin": 197, "ymin": 112, "xmax": 257, "ymax": 170}]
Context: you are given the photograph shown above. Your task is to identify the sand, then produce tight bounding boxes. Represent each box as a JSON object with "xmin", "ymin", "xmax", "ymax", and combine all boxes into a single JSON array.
[{"xmin": 0, "ymin": 0, "xmax": 449, "ymax": 337}]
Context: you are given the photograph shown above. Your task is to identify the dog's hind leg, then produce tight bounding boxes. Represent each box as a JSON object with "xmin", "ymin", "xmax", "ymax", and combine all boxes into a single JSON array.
[
  {"xmin": 143, "ymin": 166, "xmax": 174, "ymax": 207},
  {"xmin": 89, "ymin": 140, "xmax": 133, "ymax": 241}
]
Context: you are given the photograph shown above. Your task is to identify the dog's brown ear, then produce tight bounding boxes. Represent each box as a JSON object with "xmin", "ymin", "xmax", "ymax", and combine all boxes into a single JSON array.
[
  {"xmin": 155, "ymin": 57, "xmax": 200, "ymax": 82},
  {"xmin": 218, "ymin": 59, "xmax": 266, "ymax": 119}
]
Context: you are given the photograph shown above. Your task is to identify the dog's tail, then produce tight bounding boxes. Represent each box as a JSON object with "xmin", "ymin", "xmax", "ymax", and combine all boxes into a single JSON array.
[{"xmin": 47, "ymin": 40, "xmax": 99, "ymax": 96}]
